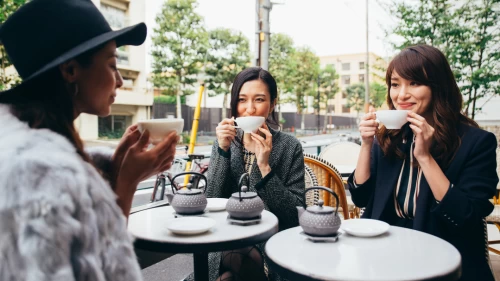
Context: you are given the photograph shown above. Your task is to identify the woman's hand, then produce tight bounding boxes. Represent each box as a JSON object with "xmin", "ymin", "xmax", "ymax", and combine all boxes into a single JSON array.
[
  {"xmin": 110, "ymin": 125, "xmax": 140, "ymax": 189},
  {"xmin": 359, "ymin": 110, "xmax": 379, "ymax": 146},
  {"xmin": 407, "ymin": 111, "xmax": 435, "ymax": 163},
  {"xmin": 216, "ymin": 117, "xmax": 237, "ymax": 152},
  {"xmin": 251, "ymin": 123, "xmax": 272, "ymax": 177}
]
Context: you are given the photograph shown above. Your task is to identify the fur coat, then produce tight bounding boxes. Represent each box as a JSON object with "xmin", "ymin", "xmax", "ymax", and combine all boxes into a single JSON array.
[{"xmin": 0, "ymin": 105, "xmax": 142, "ymax": 281}]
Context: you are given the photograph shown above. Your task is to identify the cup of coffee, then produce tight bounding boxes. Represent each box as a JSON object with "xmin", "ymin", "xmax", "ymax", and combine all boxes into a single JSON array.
[
  {"xmin": 137, "ymin": 118, "xmax": 184, "ymax": 143},
  {"xmin": 235, "ymin": 116, "xmax": 265, "ymax": 133},
  {"xmin": 376, "ymin": 110, "xmax": 408, "ymax": 129}
]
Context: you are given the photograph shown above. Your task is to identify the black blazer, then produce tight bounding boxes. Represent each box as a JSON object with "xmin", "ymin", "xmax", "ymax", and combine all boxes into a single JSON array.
[{"xmin": 348, "ymin": 124, "xmax": 499, "ymax": 281}]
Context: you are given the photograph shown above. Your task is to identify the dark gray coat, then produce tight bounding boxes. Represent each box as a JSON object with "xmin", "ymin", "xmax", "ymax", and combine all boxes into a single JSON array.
[{"xmin": 200, "ymin": 128, "xmax": 305, "ymax": 281}]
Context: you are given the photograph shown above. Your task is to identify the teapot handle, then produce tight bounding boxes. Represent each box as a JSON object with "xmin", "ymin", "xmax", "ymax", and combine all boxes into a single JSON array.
[
  {"xmin": 304, "ymin": 186, "xmax": 339, "ymax": 215},
  {"xmin": 171, "ymin": 172, "xmax": 208, "ymax": 193},
  {"xmin": 238, "ymin": 173, "xmax": 250, "ymax": 202}
]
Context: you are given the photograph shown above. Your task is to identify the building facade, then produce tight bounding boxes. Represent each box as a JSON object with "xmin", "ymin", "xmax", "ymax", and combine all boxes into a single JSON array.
[
  {"xmin": 76, "ymin": 0, "xmax": 153, "ymax": 140},
  {"xmin": 319, "ymin": 52, "xmax": 387, "ymax": 116}
]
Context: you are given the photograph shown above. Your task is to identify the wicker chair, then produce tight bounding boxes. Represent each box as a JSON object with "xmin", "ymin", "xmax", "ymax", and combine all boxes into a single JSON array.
[
  {"xmin": 304, "ymin": 164, "xmax": 320, "ymax": 207},
  {"xmin": 303, "ymin": 153, "xmax": 350, "ymax": 219}
]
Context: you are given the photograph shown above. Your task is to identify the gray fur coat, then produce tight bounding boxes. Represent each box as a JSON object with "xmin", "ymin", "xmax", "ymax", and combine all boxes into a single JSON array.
[{"xmin": 0, "ymin": 105, "xmax": 142, "ymax": 281}]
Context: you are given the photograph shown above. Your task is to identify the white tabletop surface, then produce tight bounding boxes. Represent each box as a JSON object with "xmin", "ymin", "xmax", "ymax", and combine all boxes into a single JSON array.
[
  {"xmin": 128, "ymin": 199, "xmax": 279, "ymax": 252},
  {"xmin": 265, "ymin": 226, "xmax": 461, "ymax": 281},
  {"xmin": 334, "ymin": 164, "xmax": 355, "ymax": 176}
]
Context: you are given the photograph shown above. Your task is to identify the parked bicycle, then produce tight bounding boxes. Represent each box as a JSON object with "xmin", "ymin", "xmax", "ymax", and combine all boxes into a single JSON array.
[{"xmin": 150, "ymin": 147, "xmax": 210, "ymax": 202}]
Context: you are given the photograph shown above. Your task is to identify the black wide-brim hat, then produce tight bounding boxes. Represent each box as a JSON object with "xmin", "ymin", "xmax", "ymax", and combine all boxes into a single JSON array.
[{"xmin": 0, "ymin": 0, "xmax": 147, "ymax": 94}]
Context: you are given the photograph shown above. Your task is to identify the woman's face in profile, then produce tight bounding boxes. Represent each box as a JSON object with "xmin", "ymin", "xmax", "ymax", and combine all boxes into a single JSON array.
[
  {"xmin": 236, "ymin": 79, "xmax": 274, "ymax": 118},
  {"xmin": 389, "ymin": 70, "xmax": 432, "ymax": 116},
  {"xmin": 73, "ymin": 41, "xmax": 123, "ymax": 117}
]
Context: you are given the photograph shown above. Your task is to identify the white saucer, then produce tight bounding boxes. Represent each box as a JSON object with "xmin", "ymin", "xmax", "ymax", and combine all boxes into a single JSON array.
[
  {"xmin": 340, "ymin": 219, "xmax": 390, "ymax": 237},
  {"xmin": 167, "ymin": 217, "xmax": 216, "ymax": 235},
  {"xmin": 206, "ymin": 198, "xmax": 228, "ymax": 212}
]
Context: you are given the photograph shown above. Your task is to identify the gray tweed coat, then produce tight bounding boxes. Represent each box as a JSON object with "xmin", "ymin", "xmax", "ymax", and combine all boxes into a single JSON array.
[
  {"xmin": 199, "ymin": 127, "xmax": 306, "ymax": 281},
  {"xmin": 0, "ymin": 105, "xmax": 142, "ymax": 281}
]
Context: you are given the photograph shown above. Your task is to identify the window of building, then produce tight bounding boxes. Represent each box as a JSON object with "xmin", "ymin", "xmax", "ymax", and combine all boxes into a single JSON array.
[
  {"xmin": 359, "ymin": 62, "xmax": 365, "ymax": 70},
  {"xmin": 342, "ymin": 63, "xmax": 350, "ymax": 71},
  {"xmin": 101, "ymin": 3, "xmax": 127, "ymax": 29},
  {"xmin": 341, "ymin": 75, "xmax": 351, "ymax": 85},
  {"xmin": 359, "ymin": 74, "xmax": 365, "ymax": 83},
  {"xmin": 342, "ymin": 91, "xmax": 347, "ymax": 99},
  {"xmin": 342, "ymin": 105, "xmax": 350, "ymax": 113},
  {"xmin": 98, "ymin": 115, "xmax": 132, "ymax": 138},
  {"xmin": 117, "ymin": 46, "xmax": 129, "ymax": 65}
]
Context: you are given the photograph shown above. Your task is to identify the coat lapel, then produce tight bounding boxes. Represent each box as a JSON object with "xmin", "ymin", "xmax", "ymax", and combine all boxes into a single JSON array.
[{"xmin": 372, "ymin": 155, "xmax": 403, "ymax": 220}]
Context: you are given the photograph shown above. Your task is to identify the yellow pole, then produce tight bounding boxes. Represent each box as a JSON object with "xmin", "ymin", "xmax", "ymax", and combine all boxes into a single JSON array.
[{"xmin": 184, "ymin": 83, "xmax": 205, "ymax": 185}]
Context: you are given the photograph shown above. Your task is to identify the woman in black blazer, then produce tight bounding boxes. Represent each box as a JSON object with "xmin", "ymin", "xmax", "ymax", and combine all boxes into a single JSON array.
[{"xmin": 348, "ymin": 44, "xmax": 498, "ymax": 281}]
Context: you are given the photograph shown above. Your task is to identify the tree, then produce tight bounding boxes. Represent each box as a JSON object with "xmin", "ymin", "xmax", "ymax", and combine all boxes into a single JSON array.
[
  {"xmin": 0, "ymin": 0, "xmax": 28, "ymax": 90},
  {"xmin": 370, "ymin": 82, "xmax": 388, "ymax": 109},
  {"xmin": 269, "ymin": 33, "xmax": 297, "ymax": 122},
  {"xmin": 290, "ymin": 47, "xmax": 319, "ymax": 129},
  {"xmin": 150, "ymin": 0, "xmax": 208, "ymax": 118},
  {"xmin": 451, "ymin": 0, "xmax": 500, "ymax": 119},
  {"xmin": 386, "ymin": 0, "xmax": 500, "ymax": 119},
  {"xmin": 345, "ymin": 83, "xmax": 365, "ymax": 116},
  {"xmin": 205, "ymin": 28, "xmax": 250, "ymax": 119},
  {"xmin": 316, "ymin": 65, "xmax": 339, "ymax": 131}
]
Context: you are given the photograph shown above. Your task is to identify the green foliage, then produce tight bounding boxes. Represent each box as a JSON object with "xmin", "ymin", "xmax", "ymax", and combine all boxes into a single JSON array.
[
  {"xmin": 290, "ymin": 47, "xmax": 320, "ymax": 114},
  {"xmin": 150, "ymin": 0, "xmax": 208, "ymax": 118},
  {"xmin": 345, "ymin": 83, "xmax": 366, "ymax": 114},
  {"xmin": 154, "ymin": 95, "xmax": 186, "ymax": 104},
  {"xmin": 98, "ymin": 129, "xmax": 125, "ymax": 140},
  {"xmin": 370, "ymin": 82, "xmax": 388, "ymax": 109},
  {"xmin": 386, "ymin": 0, "xmax": 500, "ymax": 119},
  {"xmin": 269, "ymin": 33, "xmax": 297, "ymax": 99},
  {"xmin": 315, "ymin": 65, "xmax": 339, "ymax": 112},
  {"xmin": 0, "ymin": 0, "xmax": 28, "ymax": 90},
  {"xmin": 345, "ymin": 83, "xmax": 388, "ymax": 112},
  {"xmin": 205, "ymin": 27, "xmax": 250, "ymax": 118}
]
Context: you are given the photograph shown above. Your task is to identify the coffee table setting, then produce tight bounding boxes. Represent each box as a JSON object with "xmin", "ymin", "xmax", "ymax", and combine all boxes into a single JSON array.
[
  {"xmin": 128, "ymin": 172, "xmax": 279, "ymax": 281},
  {"xmin": 264, "ymin": 185, "xmax": 462, "ymax": 281}
]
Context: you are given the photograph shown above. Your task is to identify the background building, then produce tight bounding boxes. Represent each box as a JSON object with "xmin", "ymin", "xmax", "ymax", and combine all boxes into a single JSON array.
[
  {"xmin": 319, "ymin": 52, "xmax": 387, "ymax": 116},
  {"xmin": 77, "ymin": 0, "xmax": 153, "ymax": 140}
]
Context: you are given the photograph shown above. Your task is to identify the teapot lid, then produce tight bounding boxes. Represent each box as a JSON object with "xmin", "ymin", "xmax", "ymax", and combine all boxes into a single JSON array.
[
  {"xmin": 176, "ymin": 185, "xmax": 203, "ymax": 195},
  {"xmin": 231, "ymin": 185, "xmax": 258, "ymax": 199},
  {"xmin": 306, "ymin": 200, "xmax": 335, "ymax": 214}
]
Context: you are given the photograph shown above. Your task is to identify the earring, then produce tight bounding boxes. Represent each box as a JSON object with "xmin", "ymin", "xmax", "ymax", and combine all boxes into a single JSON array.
[{"xmin": 72, "ymin": 84, "xmax": 79, "ymax": 98}]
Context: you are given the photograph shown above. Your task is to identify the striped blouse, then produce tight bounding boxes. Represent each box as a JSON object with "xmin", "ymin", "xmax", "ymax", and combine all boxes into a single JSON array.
[{"xmin": 394, "ymin": 134, "xmax": 423, "ymax": 219}]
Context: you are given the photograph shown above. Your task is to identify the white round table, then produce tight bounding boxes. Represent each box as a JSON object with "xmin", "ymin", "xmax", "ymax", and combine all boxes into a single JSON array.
[
  {"xmin": 128, "ymin": 201, "xmax": 279, "ymax": 281},
  {"xmin": 265, "ymin": 226, "xmax": 461, "ymax": 281}
]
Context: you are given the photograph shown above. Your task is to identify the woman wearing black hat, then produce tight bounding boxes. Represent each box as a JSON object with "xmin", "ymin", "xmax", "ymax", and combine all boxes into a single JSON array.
[{"xmin": 0, "ymin": 0, "xmax": 177, "ymax": 280}]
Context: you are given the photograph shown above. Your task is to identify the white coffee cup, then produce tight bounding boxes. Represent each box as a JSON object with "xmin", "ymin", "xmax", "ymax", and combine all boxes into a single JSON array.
[
  {"xmin": 137, "ymin": 118, "xmax": 184, "ymax": 143},
  {"xmin": 235, "ymin": 116, "xmax": 266, "ymax": 133},
  {"xmin": 376, "ymin": 110, "xmax": 408, "ymax": 129}
]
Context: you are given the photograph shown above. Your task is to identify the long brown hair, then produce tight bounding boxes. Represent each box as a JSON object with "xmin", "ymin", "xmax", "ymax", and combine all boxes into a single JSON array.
[
  {"xmin": 377, "ymin": 44, "xmax": 477, "ymax": 168},
  {"xmin": 0, "ymin": 45, "xmax": 106, "ymax": 162}
]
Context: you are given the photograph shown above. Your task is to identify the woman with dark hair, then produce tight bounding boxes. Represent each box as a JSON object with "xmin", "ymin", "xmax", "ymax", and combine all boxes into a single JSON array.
[
  {"xmin": 204, "ymin": 67, "xmax": 305, "ymax": 281},
  {"xmin": 0, "ymin": 0, "xmax": 177, "ymax": 280},
  {"xmin": 349, "ymin": 44, "xmax": 498, "ymax": 280}
]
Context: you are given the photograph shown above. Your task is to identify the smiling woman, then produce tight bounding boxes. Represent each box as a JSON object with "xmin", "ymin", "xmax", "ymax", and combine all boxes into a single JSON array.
[{"xmin": 350, "ymin": 44, "xmax": 498, "ymax": 281}]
